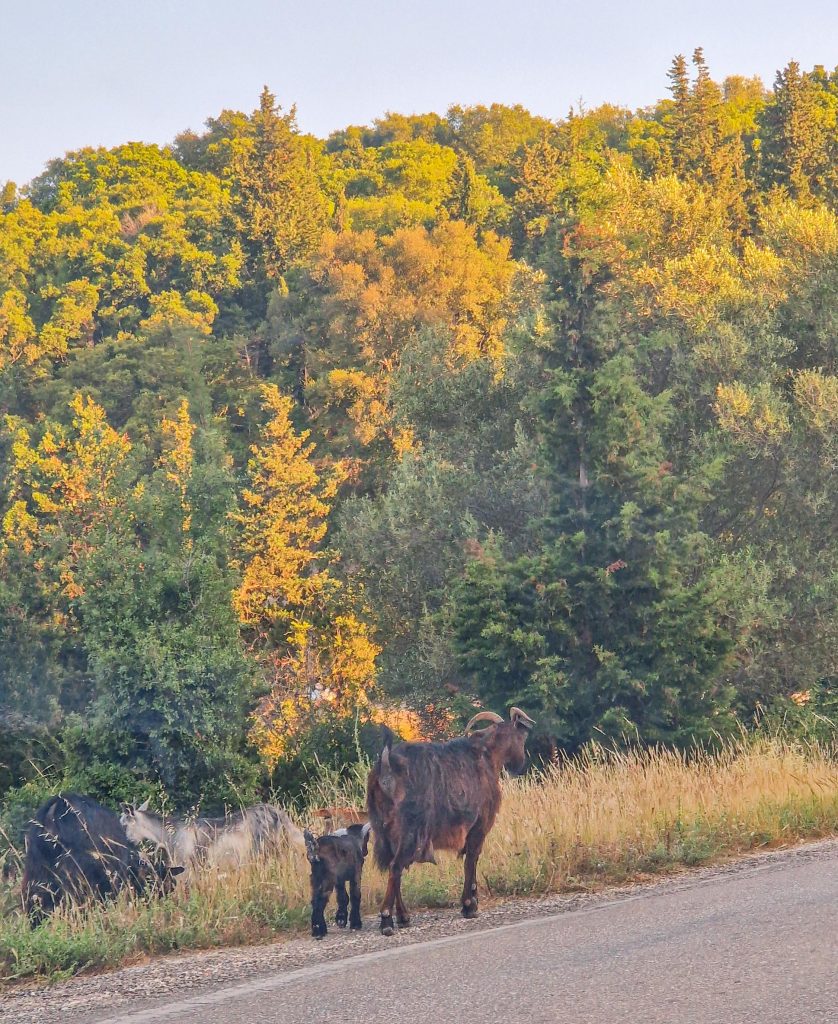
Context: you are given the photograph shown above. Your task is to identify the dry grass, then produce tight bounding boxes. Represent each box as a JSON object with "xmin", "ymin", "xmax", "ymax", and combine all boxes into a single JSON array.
[{"xmin": 1, "ymin": 737, "xmax": 836, "ymax": 984}]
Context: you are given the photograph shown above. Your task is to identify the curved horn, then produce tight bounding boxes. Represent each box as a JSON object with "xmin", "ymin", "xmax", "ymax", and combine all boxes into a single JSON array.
[
  {"xmin": 510, "ymin": 707, "xmax": 535, "ymax": 730},
  {"xmin": 464, "ymin": 710, "xmax": 504, "ymax": 733}
]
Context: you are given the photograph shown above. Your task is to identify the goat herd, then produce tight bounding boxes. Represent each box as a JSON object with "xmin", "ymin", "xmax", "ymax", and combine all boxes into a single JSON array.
[{"xmin": 16, "ymin": 707, "xmax": 535, "ymax": 938}]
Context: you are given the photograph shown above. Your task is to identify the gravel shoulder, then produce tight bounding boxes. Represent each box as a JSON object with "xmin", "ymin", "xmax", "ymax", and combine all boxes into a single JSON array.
[{"xmin": 1, "ymin": 836, "xmax": 836, "ymax": 1024}]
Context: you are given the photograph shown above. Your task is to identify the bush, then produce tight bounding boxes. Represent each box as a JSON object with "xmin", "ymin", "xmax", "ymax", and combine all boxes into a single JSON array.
[
  {"xmin": 755, "ymin": 686, "xmax": 838, "ymax": 745},
  {"xmin": 266, "ymin": 715, "xmax": 384, "ymax": 803}
]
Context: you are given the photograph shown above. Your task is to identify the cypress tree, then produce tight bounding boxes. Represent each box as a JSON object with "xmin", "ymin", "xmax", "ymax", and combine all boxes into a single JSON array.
[{"xmin": 232, "ymin": 87, "xmax": 329, "ymax": 282}]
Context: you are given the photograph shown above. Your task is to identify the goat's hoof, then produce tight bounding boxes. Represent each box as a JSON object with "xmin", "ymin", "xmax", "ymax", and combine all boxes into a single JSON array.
[
  {"xmin": 461, "ymin": 901, "xmax": 479, "ymax": 920},
  {"xmin": 311, "ymin": 924, "xmax": 327, "ymax": 939},
  {"xmin": 397, "ymin": 915, "xmax": 411, "ymax": 928},
  {"xmin": 350, "ymin": 920, "xmax": 363, "ymax": 930},
  {"xmin": 380, "ymin": 915, "xmax": 395, "ymax": 936},
  {"xmin": 335, "ymin": 916, "xmax": 347, "ymax": 928}
]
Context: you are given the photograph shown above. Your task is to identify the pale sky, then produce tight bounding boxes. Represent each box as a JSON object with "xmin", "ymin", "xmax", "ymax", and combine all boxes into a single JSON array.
[{"xmin": 2, "ymin": 0, "xmax": 837, "ymax": 186}]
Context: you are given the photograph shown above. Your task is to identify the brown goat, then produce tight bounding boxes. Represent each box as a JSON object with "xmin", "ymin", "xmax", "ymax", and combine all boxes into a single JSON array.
[
  {"xmin": 311, "ymin": 806, "xmax": 367, "ymax": 830},
  {"xmin": 366, "ymin": 707, "xmax": 535, "ymax": 935}
]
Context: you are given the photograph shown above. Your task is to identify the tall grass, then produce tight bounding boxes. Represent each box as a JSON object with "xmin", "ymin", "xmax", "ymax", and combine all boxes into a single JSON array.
[{"xmin": 1, "ymin": 737, "xmax": 836, "ymax": 985}]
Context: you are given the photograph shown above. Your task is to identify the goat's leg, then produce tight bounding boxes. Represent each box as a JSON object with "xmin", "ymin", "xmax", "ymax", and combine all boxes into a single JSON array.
[
  {"xmin": 391, "ymin": 849, "xmax": 412, "ymax": 928},
  {"xmin": 310, "ymin": 883, "xmax": 333, "ymax": 939},
  {"xmin": 335, "ymin": 880, "xmax": 349, "ymax": 928},
  {"xmin": 349, "ymin": 875, "xmax": 363, "ymax": 930},
  {"xmin": 25, "ymin": 886, "xmax": 52, "ymax": 928},
  {"xmin": 379, "ymin": 866, "xmax": 403, "ymax": 936},
  {"xmin": 461, "ymin": 828, "xmax": 486, "ymax": 919},
  {"xmin": 390, "ymin": 849, "xmax": 411, "ymax": 927},
  {"xmin": 394, "ymin": 882, "xmax": 411, "ymax": 928}
]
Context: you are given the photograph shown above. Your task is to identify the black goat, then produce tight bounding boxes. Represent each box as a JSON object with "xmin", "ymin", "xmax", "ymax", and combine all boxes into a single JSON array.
[
  {"xmin": 367, "ymin": 707, "xmax": 534, "ymax": 935},
  {"xmin": 304, "ymin": 822, "xmax": 371, "ymax": 938},
  {"xmin": 22, "ymin": 793, "xmax": 183, "ymax": 924}
]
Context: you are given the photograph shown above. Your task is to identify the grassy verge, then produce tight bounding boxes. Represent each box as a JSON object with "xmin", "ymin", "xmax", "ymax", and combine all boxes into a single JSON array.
[{"xmin": 1, "ymin": 737, "xmax": 836, "ymax": 985}]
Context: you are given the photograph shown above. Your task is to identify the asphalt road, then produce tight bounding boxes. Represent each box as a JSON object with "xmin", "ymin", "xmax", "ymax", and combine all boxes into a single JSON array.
[{"xmin": 53, "ymin": 844, "xmax": 834, "ymax": 1024}]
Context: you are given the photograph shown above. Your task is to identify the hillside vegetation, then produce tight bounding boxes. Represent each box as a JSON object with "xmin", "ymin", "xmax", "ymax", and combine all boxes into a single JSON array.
[{"xmin": 1, "ymin": 51, "xmax": 837, "ymax": 808}]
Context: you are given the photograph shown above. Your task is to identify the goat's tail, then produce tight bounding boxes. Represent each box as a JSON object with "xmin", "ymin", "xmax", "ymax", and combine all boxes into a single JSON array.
[
  {"xmin": 370, "ymin": 812, "xmax": 393, "ymax": 872},
  {"xmin": 366, "ymin": 771, "xmax": 394, "ymax": 872}
]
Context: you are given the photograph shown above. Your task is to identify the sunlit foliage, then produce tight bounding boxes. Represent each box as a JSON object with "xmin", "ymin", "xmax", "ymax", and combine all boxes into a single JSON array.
[{"xmin": 1, "ymin": 53, "xmax": 837, "ymax": 803}]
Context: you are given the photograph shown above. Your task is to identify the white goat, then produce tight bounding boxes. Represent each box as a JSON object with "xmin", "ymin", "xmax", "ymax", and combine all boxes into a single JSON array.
[{"xmin": 119, "ymin": 800, "xmax": 304, "ymax": 870}]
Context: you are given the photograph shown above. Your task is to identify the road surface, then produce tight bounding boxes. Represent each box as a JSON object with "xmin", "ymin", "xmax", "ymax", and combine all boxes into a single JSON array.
[{"xmin": 4, "ymin": 842, "xmax": 837, "ymax": 1024}]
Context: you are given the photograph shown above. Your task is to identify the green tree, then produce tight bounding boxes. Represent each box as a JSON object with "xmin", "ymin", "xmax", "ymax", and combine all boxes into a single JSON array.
[
  {"xmin": 664, "ymin": 50, "xmax": 748, "ymax": 232},
  {"xmin": 443, "ymin": 155, "xmax": 508, "ymax": 229},
  {"xmin": 447, "ymin": 103, "xmax": 554, "ymax": 194},
  {"xmin": 336, "ymin": 330, "xmax": 546, "ymax": 709},
  {"xmin": 231, "ymin": 87, "xmax": 329, "ymax": 282},
  {"xmin": 70, "ymin": 412, "xmax": 255, "ymax": 804},
  {"xmin": 757, "ymin": 62, "xmax": 838, "ymax": 204},
  {"xmin": 1, "ymin": 396, "xmax": 255, "ymax": 803},
  {"xmin": 452, "ymin": 226, "xmax": 738, "ymax": 749}
]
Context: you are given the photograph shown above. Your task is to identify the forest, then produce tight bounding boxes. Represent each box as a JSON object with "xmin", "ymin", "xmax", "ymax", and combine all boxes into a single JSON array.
[{"xmin": 1, "ymin": 51, "xmax": 836, "ymax": 809}]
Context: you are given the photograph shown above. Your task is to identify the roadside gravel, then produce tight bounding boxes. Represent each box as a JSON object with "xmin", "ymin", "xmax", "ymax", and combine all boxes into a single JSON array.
[{"xmin": 1, "ymin": 837, "xmax": 835, "ymax": 1024}]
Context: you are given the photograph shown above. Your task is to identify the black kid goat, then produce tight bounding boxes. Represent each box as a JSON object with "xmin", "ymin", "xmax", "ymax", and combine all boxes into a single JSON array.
[
  {"xmin": 304, "ymin": 822, "xmax": 371, "ymax": 938},
  {"xmin": 367, "ymin": 707, "xmax": 535, "ymax": 935}
]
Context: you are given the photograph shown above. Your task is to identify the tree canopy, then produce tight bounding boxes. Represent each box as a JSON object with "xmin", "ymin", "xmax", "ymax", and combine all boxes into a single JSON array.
[{"xmin": 2, "ymin": 55, "xmax": 836, "ymax": 804}]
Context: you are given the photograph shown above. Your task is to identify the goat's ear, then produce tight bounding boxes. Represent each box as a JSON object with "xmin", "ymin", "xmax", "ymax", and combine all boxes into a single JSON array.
[
  {"xmin": 378, "ymin": 744, "xmax": 405, "ymax": 798},
  {"xmin": 510, "ymin": 707, "xmax": 535, "ymax": 732},
  {"xmin": 379, "ymin": 745, "xmax": 396, "ymax": 797},
  {"xmin": 169, "ymin": 865, "xmax": 186, "ymax": 877},
  {"xmin": 361, "ymin": 822, "xmax": 371, "ymax": 859},
  {"xmin": 303, "ymin": 829, "xmax": 319, "ymax": 863},
  {"xmin": 137, "ymin": 797, "xmax": 151, "ymax": 812}
]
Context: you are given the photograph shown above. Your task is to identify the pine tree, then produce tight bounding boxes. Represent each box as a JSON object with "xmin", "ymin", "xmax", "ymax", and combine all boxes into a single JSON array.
[
  {"xmin": 665, "ymin": 51, "xmax": 748, "ymax": 233},
  {"xmin": 0, "ymin": 181, "xmax": 15, "ymax": 213},
  {"xmin": 512, "ymin": 138, "xmax": 565, "ymax": 254},
  {"xmin": 666, "ymin": 54, "xmax": 691, "ymax": 174},
  {"xmin": 757, "ymin": 62, "xmax": 830, "ymax": 203},
  {"xmin": 443, "ymin": 154, "xmax": 506, "ymax": 228}
]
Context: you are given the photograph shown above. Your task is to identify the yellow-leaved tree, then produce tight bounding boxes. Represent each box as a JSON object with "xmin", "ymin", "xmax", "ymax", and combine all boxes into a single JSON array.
[
  {"xmin": 232, "ymin": 384, "xmax": 380, "ymax": 766},
  {"xmin": 3, "ymin": 393, "xmax": 134, "ymax": 604},
  {"xmin": 159, "ymin": 398, "xmax": 196, "ymax": 543},
  {"xmin": 275, "ymin": 221, "xmax": 531, "ymax": 468}
]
